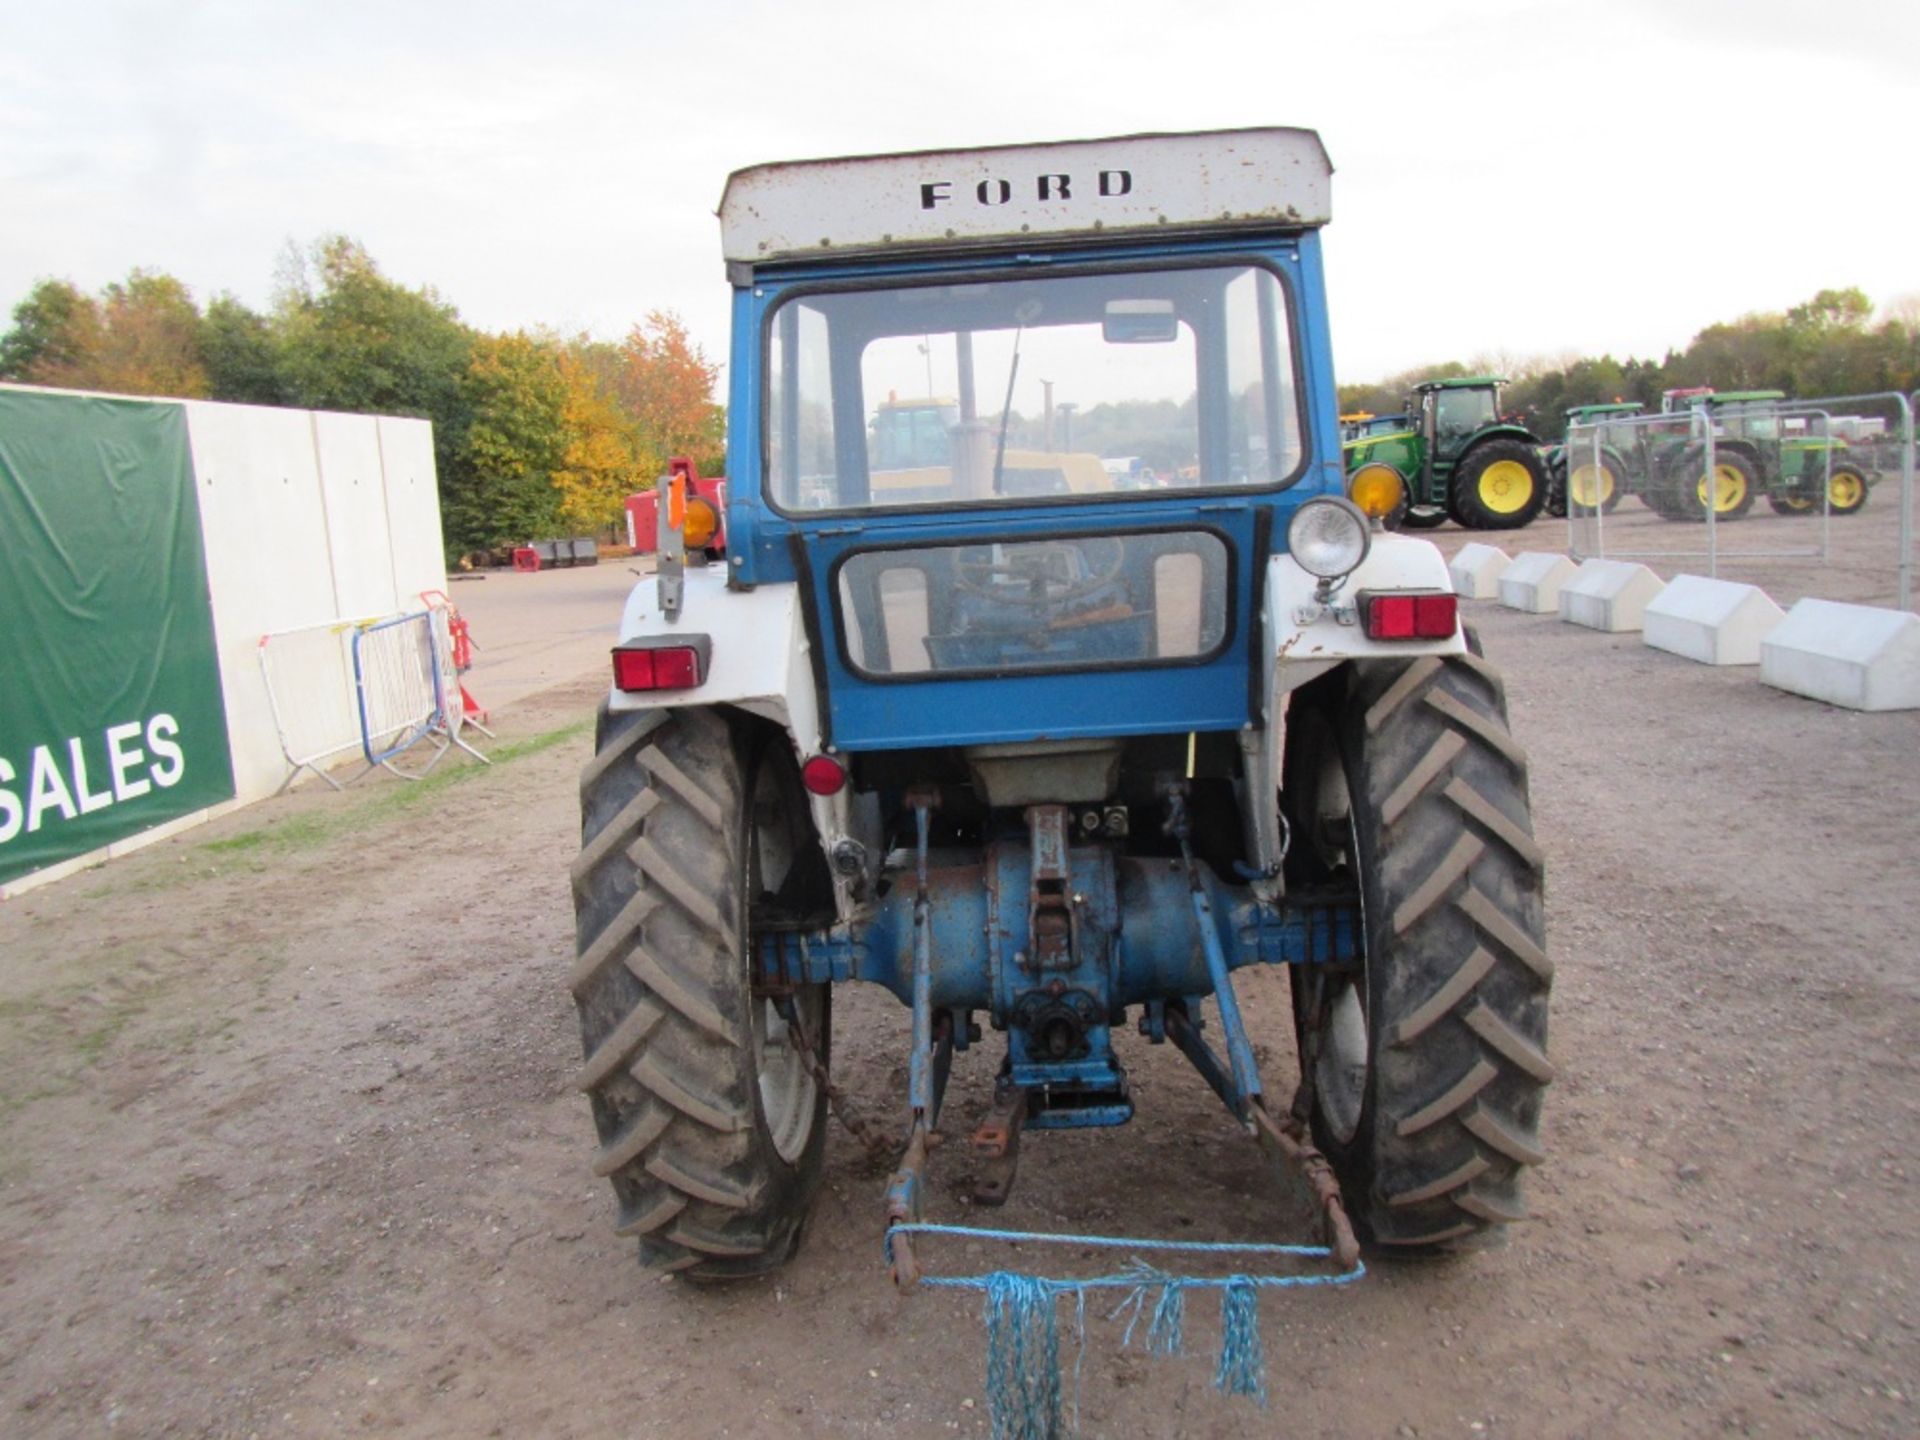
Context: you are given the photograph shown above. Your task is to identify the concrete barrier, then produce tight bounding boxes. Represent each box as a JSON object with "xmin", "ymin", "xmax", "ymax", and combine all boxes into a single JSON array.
[
  {"xmin": 1448, "ymin": 542, "xmax": 1511, "ymax": 600},
  {"xmin": 1760, "ymin": 599, "xmax": 1920, "ymax": 711},
  {"xmin": 1560, "ymin": 559, "xmax": 1665, "ymax": 633},
  {"xmin": 1643, "ymin": 575, "xmax": 1786, "ymax": 666},
  {"xmin": 1497, "ymin": 553, "xmax": 1577, "ymax": 614}
]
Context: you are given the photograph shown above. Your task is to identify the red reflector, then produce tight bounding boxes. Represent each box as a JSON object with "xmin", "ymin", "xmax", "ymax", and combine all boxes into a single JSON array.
[
  {"xmin": 1413, "ymin": 593, "xmax": 1458, "ymax": 638},
  {"xmin": 801, "ymin": 755, "xmax": 847, "ymax": 796},
  {"xmin": 612, "ymin": 647, "xmax": 655, "ymax": 690},
  {"xmin": 612, "ymin": 644, "xmax": 704, "ymax": 691},
  {"xmin": 1362, "ymin": 591, "xmax": 1457, "ymax": 641},
  {"xmin": 1367, "ymin": 594, "xmax": 1416, "ymax": 639},
  {"xmin": 651, "ymin": 646, "xmax": 701, "ymax": 689}
]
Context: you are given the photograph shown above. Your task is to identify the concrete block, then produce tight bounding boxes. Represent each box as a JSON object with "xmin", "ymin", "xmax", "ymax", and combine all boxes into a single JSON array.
[
  {"xmin": 1448, "ymin": 542, "xmax": 1511, "ymax": 600},
  {"xmin": 1497, "ymin": 552, "xmax": 1577, "ymax": 614},
  {"xmin": 1643, "ymin": 575, "xmax": 1786, "ymax": 665},
  {"xmin": 1559, "ymin": 559, "xmax": 1666, "ymax": 633},
  {"xmin": 1760, "ymin": 599, "xmax": 1920, "ymax": 711}
]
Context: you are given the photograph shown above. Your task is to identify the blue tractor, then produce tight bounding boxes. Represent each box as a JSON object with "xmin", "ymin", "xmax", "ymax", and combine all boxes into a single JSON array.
[{"xmin": 571, "ymin": 129, "xmax": 1552, "ymax": 1285}]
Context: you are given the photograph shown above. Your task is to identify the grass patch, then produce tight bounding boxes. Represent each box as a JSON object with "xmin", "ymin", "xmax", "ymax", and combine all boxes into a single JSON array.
[{"xmin": 197, "ymin": 716, "xmax": 592, "ymax": 859}]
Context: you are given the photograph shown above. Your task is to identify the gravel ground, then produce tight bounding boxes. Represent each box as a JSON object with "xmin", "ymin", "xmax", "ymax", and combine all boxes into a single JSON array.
[{"xmin": 1, "ymin": 559, "xmax": 1916, "ymax": 1439}]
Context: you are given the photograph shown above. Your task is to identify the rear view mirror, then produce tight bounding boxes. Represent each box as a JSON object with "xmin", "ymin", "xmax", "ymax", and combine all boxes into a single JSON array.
[{"xmin": 1103, "ymin": 299, "xmax": 1178, "ymax": 344}]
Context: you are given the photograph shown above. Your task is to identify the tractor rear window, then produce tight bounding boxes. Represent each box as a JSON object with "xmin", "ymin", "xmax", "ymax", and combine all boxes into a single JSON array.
[
  {"xmin": 833, "ymin": 530, "xmax": 1230, "ymax": 677},
  {"xmin": 766, "ymin": 264, "xmax": 1301, "ymax": 513}
]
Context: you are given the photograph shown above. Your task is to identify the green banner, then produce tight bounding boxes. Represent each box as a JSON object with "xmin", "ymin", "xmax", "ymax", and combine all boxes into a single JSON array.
[{"xmin": 0, "ymin": 389, "xmax": 235, "ymax": 885}]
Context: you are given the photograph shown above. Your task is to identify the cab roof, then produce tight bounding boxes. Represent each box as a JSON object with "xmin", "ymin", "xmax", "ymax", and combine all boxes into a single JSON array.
[
  {"xmin": 1566, "ymin": 402, "xmax": 1643, "ymax": 416},
  {"xmin": 718, "ymin": 127, "xmax": 1332, "ymax": 268},
  {"xmin": 1415, "ymin": 376, "xmax": 1507, "ymax": 392}
]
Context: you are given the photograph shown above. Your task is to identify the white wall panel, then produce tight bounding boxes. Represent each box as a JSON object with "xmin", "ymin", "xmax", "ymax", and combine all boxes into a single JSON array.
[
  {"xmin": 377, "ymin": 416, "xmax": 449, "ymax": 602},
  {"xmin": 313, "ymin": 412, "xmax": 399, "ymax": 619},
  {"xmin": 185, "ymin": 402, "xmax": 341, "ymax": 803}
]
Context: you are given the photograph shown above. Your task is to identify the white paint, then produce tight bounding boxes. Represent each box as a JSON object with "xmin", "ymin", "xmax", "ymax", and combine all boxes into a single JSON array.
[
  {"xmin": 720, "ymin": 128, "xmax": 1332, "ymax": 264},
  {"xmin": 1643, "ymin": 575, "xmax": 1786, "ymax": 666},
  {"xmin": 1559, "ymin": 558, "xmax": 1665, "ymax": 633},
  {"xmin": 1760, "ymin": 599, "xmax": 1920, "ymax": 712},
  {"xmin": 1497, "ymin": 553, "xmax": 1577, "ymax": 614},
  {"xmin": 1448, "ymin": 542, "xmax": 1511, "ymax": 600}
]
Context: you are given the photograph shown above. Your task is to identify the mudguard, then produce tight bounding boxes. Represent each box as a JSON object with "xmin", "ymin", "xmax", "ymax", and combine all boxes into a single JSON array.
[{"xmin": 606, "ymin": 566, "xmax": 871, "ymax": 916}]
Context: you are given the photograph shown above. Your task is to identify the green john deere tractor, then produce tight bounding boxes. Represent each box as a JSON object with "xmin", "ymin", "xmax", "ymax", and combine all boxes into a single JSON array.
[
  {"xmin": 1647, "ymin": 390, "xmax": 1873, "ymax": 521},
  {"xmin": 1546, "ymin": 402, "xmax": 1643, "ymax": 516},
  {"xmin": 1343, "ymin": 377, "xmax": 1548, "ymax": 530}
]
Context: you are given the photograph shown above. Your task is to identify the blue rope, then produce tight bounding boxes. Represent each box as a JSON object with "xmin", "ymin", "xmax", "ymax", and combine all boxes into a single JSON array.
[{"xmin": 888, "ymin": 1223, "xmax": 1364, "ymax": 1438}]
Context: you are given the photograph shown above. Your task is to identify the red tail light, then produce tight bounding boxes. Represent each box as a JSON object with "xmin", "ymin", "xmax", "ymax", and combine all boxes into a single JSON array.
[
  {"xmin": 612, "ymin": 635, "xmax": 711, "ymax": 691},
  {"xmin": 1359, "ymin": 591, "xmax": 1458, "ymax": 641}
]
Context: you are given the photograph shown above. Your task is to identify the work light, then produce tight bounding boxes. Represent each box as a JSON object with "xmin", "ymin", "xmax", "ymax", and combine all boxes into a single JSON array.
[{"xmin": 1287, "ymin": 496, "xmax": 1371, "ymax": 581}]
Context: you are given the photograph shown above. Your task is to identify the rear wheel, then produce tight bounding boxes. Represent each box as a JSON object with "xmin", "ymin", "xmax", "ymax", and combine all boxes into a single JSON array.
[
  {"xmin": 571, "ymin": 705, "xmax": 830, "ymax": 1279},
  {"xmin": 1288, "ymin": 654, "xmax": 1552, "ymax": 1251},
  {"xmin": 1668, "ymin": 449, "xmax": 1758, "ymax": 521},
  {"xmin": 1450, "ymin": 441, "xmax": 1548, "ymax": 530},
  {"xmin": 1567, "ymin": 458, "xmax": 1624, "ymax": 514}
]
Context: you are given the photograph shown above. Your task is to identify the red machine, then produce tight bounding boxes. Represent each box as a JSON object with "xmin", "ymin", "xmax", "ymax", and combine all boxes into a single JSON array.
[{"xmin": 626, "ymin": 457, "xmax": 727, "ymax": 557}]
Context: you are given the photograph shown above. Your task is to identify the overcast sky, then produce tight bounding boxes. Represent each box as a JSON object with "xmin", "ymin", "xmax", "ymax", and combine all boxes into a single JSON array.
[{"xmin": 2, "ymin": 1, "xmax": 1914, "ymax": 387}]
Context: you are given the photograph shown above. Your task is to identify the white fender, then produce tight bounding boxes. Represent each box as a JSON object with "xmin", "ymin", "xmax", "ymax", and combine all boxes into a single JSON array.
[
  {"xmin": 607, "ymin": 567, "xmax": 870, "ymax": 918},
  {"xmin": 1241, "ymin": 533, "xmax": 1466, "ymax": 877}
]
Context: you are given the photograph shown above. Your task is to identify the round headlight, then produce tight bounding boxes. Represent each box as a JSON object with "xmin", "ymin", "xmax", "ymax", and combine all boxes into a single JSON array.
[
  {"xmin": 1347, "ymin": 462, "xmax": 1405, "ymax": 521},
  {"xmin": 1287, "ymin": 496, "xmax": 1372, "ymax": 580}
]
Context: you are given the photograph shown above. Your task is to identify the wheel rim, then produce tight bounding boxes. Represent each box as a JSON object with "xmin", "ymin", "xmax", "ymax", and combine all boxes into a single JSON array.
[
  {"xmin": 1696, "ymin": 464, "xmax": 1746, "ymax": 512},
  {"xmin": 748, "ymin": 757, "xmax": 819, "ymax": 1165},
  {"xmin": 1314, "ymin": 974, "xmax": 1370, "ymax": 1145},
  {"xmin": 1778, "ymin": 492, "xmax": 1814, "ymax": 512},
  {"xmin": 1569, "ymin": 463, "xmax": 1615, "ymax": 508},
  {"xmin": 1477, "ymin": 459, "xmax": 1534, "ymax": 515},
  {"xmin": 1830, "ymin": 471, "xmax": 1864, "ymax": 509},
  {"xmin": 753, "ymin": 993, "xmax": 816, "ymax": 1164}
]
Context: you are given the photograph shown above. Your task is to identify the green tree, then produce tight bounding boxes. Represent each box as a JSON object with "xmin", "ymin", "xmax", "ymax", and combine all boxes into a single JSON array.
[
  {"xmin": 200, "ymin": 294, "xmax": 288, "ymax": 405},
  {"xmin": 448, "ymin": 331, "xmax": 569, "ymax": 550},
  {"xmin": 0, "ymin": 279, "xmax": 100, "ymax": 381},
  {"xmin": 273, "ymin": 236, "xmax": 474, "ymax": 502}
]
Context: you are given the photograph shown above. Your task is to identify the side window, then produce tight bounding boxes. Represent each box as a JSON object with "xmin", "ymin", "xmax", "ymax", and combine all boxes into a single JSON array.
[{"xmin": 769, "ymin": 301, "xmax": 837, "ymax": 508}]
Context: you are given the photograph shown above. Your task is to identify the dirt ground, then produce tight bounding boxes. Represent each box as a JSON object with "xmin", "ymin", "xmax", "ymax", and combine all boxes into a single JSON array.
[{"xmin": 3, "ymin": 557, "xmax": 1918, "ymax": 1438}]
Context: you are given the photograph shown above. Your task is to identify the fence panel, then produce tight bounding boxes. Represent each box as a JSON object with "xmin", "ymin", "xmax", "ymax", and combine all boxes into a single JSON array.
[{"xmin": 1563, "ymin": 391, "xmax": 1916, "ymax": 610}]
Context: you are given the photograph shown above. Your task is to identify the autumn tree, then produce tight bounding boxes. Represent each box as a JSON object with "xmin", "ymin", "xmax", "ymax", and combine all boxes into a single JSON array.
[
  {"xmin": 615, "ymin": 310, "xmax": 725, "ymax": 474},
  {"xmin": 553, "ymin": 346, "xmax": 644, "ymax": 532}
]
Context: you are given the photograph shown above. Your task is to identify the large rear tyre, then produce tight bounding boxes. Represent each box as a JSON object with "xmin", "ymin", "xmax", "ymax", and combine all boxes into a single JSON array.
[
  {"xmin": 571, "ymin": 705, "xmax": 830, "ymax": 1279},
  {"xmin": 1667, "ymin": 449, "xmax": 1758, "ymax": 521},
  {"xmin": 1567, "ymin": 457, "xmax": 1625, "ymax": 514},
  {"xmin": 1288, "ymin": 654, "xmax": 1552, "ymax": 1252},
  {"xmin": 1449, "ymin": 440, "xmax": 1548, "ymax": 530}
]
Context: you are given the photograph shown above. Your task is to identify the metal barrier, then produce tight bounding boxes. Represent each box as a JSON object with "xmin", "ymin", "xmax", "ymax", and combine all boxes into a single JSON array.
[
  {"xmin": 1564, "ymin": 390, "xmax": 1917, "ymax": 610},
  {"xmin": 259, "ymin": 604, "xmax": 488, "ymax": 791},
  {"xmin": 258, "ymin": 615, "xmax": 384, "ymax": 792}
]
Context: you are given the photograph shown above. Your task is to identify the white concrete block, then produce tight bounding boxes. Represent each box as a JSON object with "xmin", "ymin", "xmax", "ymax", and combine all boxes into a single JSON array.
[
  {"xmin": 1643, "ymin": 575, "xmax": 1786, "ymax": 665},
  {"xmin": 1448, "ymin": 542, "xmax": 1511, "ymax": 600},
  {"xmin": 1760, "ymin": 599, "xmax": 1920, "ymax": 711},
  {"xmin": 1497, "ymin": 552, "xmax": 1577, "ymax": 613},
  {"xmin": 1559, "ymin": 559, "xmax": 1666, "ymax": 633}
]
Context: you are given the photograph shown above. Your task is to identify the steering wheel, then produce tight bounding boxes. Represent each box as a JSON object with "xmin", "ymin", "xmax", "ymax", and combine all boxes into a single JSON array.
[{"xmin": 951, "ymin": 538, "xmax": 1128, "ymax": 608}]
